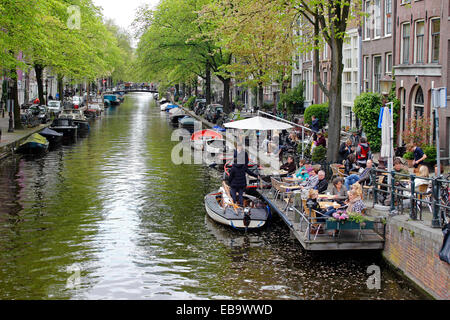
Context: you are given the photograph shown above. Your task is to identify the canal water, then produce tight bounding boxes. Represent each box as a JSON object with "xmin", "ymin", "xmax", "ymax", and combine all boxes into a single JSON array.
[{"xmin": 0, "ymin": 93, "xmax": 428, "ymax": 300}]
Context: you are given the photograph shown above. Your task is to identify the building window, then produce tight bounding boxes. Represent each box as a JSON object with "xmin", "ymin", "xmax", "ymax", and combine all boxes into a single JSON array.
[
  {"xmin": 373, "ymin": 56, "xmax": 382, "ymax": 93},
  {"xmin": 343, "ymin": 72, "xmax": 352, "ymax": 102},
  {"xmin": 374, "ymin": 0, "xmax": 381, "ymax": 38},
  {"xmin": 385, "ymin": 0, "xmax": 392, "ymax": 36},
  {"xmin": 323, "ymin": 45, "xmax": 328, "ymax": 60},
  {"xmin": 430, "ymin": 18, "xmax": 440, "ymax": 63},
  {"xmin": 413, "ymin": 86, "xmax": 424, "ymax": 119},
  {"xmin": 415, "ymin": 21, "xmax": 424, "ymax": 63},
  {"xmin": 363, "ymin": 56, "xmax": 369, "ymax": 92},
  {"xmin": 401, "ymin": 23, "xmax": 410, "ymax": 64},
  {"xmin": 385, "ymin": 52, "xmax": 392, "ymax": 74},
  {"xmin": 364, "ymin": 0, "xmax": 371, "ymax": 40}
]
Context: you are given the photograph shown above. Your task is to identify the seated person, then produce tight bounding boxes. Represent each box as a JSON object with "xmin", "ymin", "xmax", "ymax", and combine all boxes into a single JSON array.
[
  {"xmin": 339, "ymin": 139, "xmax": 353, "ymax": 163},
  {"xmin": 330, "ymin": 177, "xmax": 348, "ymax": 205},
  {"xmin": 344, "ymin": 159, "xmax": 373, "ymax": 190},
  {"xmin": 293, "ymin": 159, "xmax": 310, "ymax": 180},
  {"xmin": 344, "ymin": 153, "xmax": 360, "ymax": 175},
  {"xmin": 314, "ymin": 170, "xmax": 328, "ymax": 194},
  {"xmin": 315, "ymin": 131, "xmax": 326, "ymax": 148},
  {"xmin": 219, "ymin": 181, "xmax": 233, "ymax": 206},
  {"xmin": 414, "ymin": 164, "xmax": 430, "ymax": 189},
  {"xmin": 299, "ymin": 167, "xmax": 319, "ymax": 190},
  {"xmin": 323, "ymin": 189, "xmax": 366, "ymax": 218},
  {"xmin": 280, "ymin": 156, "xmax": 297, "ymax": 174}
]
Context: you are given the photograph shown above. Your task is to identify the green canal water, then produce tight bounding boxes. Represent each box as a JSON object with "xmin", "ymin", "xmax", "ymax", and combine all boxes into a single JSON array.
[{"xmin": 0, "ymin": 93, "xmax": 428, "ymax": 299}]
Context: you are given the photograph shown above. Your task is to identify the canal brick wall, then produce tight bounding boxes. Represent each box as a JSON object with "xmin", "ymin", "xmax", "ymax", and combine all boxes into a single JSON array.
[{"xmin": 382, "ymin": 215, "xmax": 450, "ymax": 300}]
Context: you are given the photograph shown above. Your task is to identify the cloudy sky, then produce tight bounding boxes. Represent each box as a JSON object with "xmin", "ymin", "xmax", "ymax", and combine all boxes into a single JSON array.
[{"xmin": 93, "ymin": 0, "xmax": 159, "ymax": 32}]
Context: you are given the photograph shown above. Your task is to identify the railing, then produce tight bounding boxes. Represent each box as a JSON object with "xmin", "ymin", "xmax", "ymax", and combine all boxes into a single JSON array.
[
  {"xmin": 257, "ymin": 110, "xmax": 314, "ymax": 160},
  {"xmin": 371, "ymin": 168, "xmax": 450, "ymax": 228}
]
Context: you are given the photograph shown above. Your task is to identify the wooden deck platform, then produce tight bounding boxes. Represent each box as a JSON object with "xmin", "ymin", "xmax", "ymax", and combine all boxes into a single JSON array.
[{"xmin": 258, "ymin": 189, "xmax": 385, "ymax": 251}]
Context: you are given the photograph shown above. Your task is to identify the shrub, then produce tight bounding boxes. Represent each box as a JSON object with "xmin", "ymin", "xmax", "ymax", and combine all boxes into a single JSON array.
[
  {"xmin": 185, "ymin": 96, "xmax": 196, "ymax": 109},
  {"xmin": 311, "ymin": 145, "xmax": 327, "ymax": 163},
  {"xmin": 353, "ymin": 92, "xmax": 383, "ymax": 152},
  {"xmin": 402, "ymin": 116, "xmax": 432, "ymax": 148},
  {"xmin": 277, "ymin": 81, "xmax": 305, "ymax": 116},
  {"xmin": 304, "ymin": 103, "xmax": 329, "ymax": 128},
  {"xmin": 423, "ymin": 145, "xmax": 437, "ymax": 165},
  {"xmin": 403, "ymin": 151, "xmax": 414, "ymax": 160}
]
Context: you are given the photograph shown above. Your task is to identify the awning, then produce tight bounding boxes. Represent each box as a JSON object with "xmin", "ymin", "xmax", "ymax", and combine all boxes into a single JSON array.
[{"xmin": 223, "ymin": 116, "xmax": 293, "ymax": 130}]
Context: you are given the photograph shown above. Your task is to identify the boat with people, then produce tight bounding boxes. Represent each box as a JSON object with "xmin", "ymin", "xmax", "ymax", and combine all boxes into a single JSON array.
[
  {"xmin": 204, "ymin": 187, "xmax": 270, "ymax": 230},
  {"xmin": 16, "ymin": 133, "xmax": 49, "ymax": 154}
]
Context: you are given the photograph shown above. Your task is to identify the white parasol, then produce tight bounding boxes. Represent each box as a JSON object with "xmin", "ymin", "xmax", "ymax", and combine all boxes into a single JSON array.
[{"xmin": 223, "ymin": 116, "xmax": 293, "ymax": 130}]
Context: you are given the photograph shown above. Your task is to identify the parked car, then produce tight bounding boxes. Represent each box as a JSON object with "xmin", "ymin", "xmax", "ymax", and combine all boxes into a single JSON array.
[
  {"xmin": 204, "ymin": 104, "xmax": 224, "ymax": 123},
  {"xmin": 47, "ymin": 100, "xmax": 62, "ymax": 115}
]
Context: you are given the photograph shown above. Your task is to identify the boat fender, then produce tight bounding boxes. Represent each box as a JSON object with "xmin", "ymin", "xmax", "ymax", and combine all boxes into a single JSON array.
[{"xmin": 243, "ymin": 208, "xmax": 251, "ymax": 228}]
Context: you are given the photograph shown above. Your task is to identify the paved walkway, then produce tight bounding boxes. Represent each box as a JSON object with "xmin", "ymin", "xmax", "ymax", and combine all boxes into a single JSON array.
[{"xmin": 0, "ymin": 115, "xmax": 49, "ymax": 156}]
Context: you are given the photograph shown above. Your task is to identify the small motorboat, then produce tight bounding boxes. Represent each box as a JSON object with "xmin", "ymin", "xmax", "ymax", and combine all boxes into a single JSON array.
[
  {"xmin": 204, "ymin": 190, "xmax": 270, "ymax": 230},
  {"xmin": 39, "ymin": 127, "xmax": 63, "ymax": 148},
  {"xmin": 191, "ymin": 129, "xmax": 224, "ymax": 151},
  {"xmin": 179, "ymin": 116, "xmax": 195, "ymax": 131},
  {"xmin": 16, "ymin": 133, "xmax": 49, "ymax": 154},
  {"xmin": 50, "ymin": 118, "xmax": 78, "ymax": 139},
  {"xmin": 59, "ymin": 109, "xmax": 90, "ymax": 137},
  {"xmin": 169, "ymin": 108, "xmax": 186, "ymax": 124},
  {"xmin": 160, "ymin": 102, "xmax": 171, "ymax": 111},
  {"xmin": 164, "ymin": 104, "xmax": 178, "ymax": 112}
]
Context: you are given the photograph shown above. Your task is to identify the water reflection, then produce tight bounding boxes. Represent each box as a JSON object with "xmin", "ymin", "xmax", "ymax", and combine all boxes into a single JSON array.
[{"xmin": 0, "ymin": 93, "xmax": 428, "ymax": 300}]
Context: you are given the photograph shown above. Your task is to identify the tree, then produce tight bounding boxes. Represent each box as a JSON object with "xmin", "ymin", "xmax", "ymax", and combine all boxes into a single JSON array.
[
  {"xmin": 136, "ymin": 0, "xmax": 234, "ymax": 112},
  {"xmin": 199, "ymin": 0, "xmax": 298, "ymax": 110},
  {"xmin": 294, "ymin": 0, "xmax": 355, "ymax": 162}
]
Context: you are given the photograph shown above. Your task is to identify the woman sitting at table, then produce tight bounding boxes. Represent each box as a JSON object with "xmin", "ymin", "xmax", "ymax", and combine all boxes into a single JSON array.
[
  {"xmin": 330, "ymin": 177, "xmax": 348, "ymax": 205},
  {"xmin": 280, "ymin": 155, "xmax": 297, "ymax": 174},
  {"xmin": 293, "ymin": 159, "xmax": 310, "ymax": 181},
  {"xmin": 344, "ymin": 153, "xmax": 360, "ymax": 175},
  {"xmin": 323, "ymin": 189, "xmax": 366, "ymax": 218},
  {"xmin": 351, "ymin": 182, "xmax": 363, "ymax": 200},
  {"xmin": 414, "ymin": 165, "xmax": 430, "ymax": 189}
]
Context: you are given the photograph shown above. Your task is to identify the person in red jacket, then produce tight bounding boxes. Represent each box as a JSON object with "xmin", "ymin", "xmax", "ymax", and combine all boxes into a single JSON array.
[{"xmin": 356, "ymin": 137, "xmax": 371, "ymax": 168}]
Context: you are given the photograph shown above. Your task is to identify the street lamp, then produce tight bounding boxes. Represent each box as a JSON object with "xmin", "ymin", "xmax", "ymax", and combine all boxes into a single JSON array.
[
  {"xmin": 379, "ymin": 76, "xmax": 395, "ymax": 96},
  {"xmin": 45, "ymin": 78, "xmax": 48, "ymax": 105}
]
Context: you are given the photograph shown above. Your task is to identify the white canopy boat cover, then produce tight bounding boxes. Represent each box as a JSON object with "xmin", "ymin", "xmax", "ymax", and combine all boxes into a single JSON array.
[{"xmin": 223, "ymin": 116, "xmax": 293, "ymax": 130}]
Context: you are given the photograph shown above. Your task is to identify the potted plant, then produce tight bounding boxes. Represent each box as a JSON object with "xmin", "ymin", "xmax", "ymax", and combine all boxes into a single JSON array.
[
  {"xmin": 403, "ymin": 151, "xmax": 414, "ymax": 168},
  {"xmin": 326, "ymin": 212, "xmax": 374, "ymax": 230}
]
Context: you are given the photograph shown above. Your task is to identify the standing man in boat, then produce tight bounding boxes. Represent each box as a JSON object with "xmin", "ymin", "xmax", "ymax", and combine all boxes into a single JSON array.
[{"xmin": 228, "ymin": 144, "xmax": 258, "ymax": 207}]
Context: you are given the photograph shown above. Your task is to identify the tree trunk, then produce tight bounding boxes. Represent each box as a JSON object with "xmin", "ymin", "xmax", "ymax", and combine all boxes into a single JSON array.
[
  {"xmin": 221, "ymin": 77, "xmax": 231, "ymax": 114},
  {"xmin": 258, "ymin": 83, "xmax": 264, "ymax": 110},
  {"xmin": 327, "ymin": 39, "xmax": 344, "ymax": 163},
  {"xmin": 205, "ymin": 62, "xmax": 211, "ymax": 105},
  {"xmin": 57, "ymin": 75, "xmax": 64, "ymax": 101},
  {"xmin": 34, "ymin": 64, "xmax": 45, "ymax": 105},
  {"xmin": 12, "ymin": 72, "xmax": 22, "ymax": 130}
]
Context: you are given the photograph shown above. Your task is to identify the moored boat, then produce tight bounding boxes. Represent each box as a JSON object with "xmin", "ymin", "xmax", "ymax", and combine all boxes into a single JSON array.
[
  {"xmin": 16, "ymin": 133, "xmax": 49, "ymax": 154},
  {"xmin": 50, "ymin": 118, "xmax": 78, "ymax": 139},
  {"xmin": 204, "ymin": 190, "xmax": 270, "ymax": 230},
  {"xmin": 39, "ymin": 127, "xmax": 63, "ymax": 148},
  {"xmin": 191, "ymin": 129, "xmax": 224, "ymax": 151}
]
